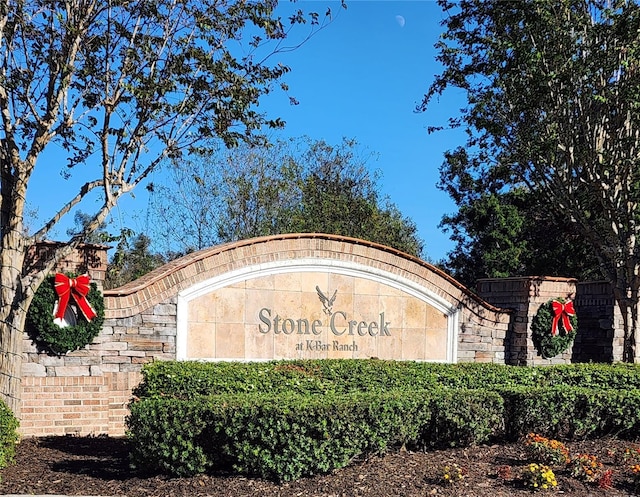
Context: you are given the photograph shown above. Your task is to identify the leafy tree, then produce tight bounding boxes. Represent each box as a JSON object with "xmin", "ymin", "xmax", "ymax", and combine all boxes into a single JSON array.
[
  {"xmin": 66, "ymin": 211, "xmax": 118, "ymax": 245},
  {"xmin": 439, "ymin": 180, "xmax": 600, "ymax": 286},
  {"xmin": 420, "ymin": 0, "xmax": 640, "ymax": 360},
  {"xmin": 105, "ymin": 233, "xmax": 165, "ymax": 290},
  {"xmin": 215, "ymin": 140, "xmax": 303, "ymax": 242},
  {"xmin": 148, "ymin": 137, "xmax": 424, "ymax": 257},
  {"xmin": 149, "ymin": 139, "xmax": 303, "ymax": 252},
  {"xmin": 67, "ymin": 212, "xmax": 162, "ymax": 289},
  {"xmin": 0, "ymin": 0, "xmax": 338, "ymax": 413},
  {"xmin": 289, "ymin": 139, "xmax": 424, "ymax": 257}
]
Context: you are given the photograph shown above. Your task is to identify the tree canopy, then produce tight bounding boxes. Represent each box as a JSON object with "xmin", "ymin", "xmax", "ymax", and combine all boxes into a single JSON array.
[
  {"xmin": 438, "ymin": 171, "xmax": 601, "ymax": 287},
  {"xmin": 148, "ymin": 137, "xmax": 425, "ymax": 258},
  {"xmin": 421, "ymin": 0, "xmax": 640, "ymax": 360},
  {"xmin": 105, "ymin": 233, "xmax": 165, "ymax": 289}
]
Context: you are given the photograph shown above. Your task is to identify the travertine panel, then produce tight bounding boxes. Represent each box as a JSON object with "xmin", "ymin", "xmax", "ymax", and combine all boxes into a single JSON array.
[
  {"xmin": 274, "ymin": 272, "xmax": 302, "ymax": 293},
  {"xmin": 186, "ymin": 322, "xmax": 215, "ymax": 358},
  {"xmin": 245, "ymin": 288, "xmax": 274, "ymax": 323},
  {"xmin": 426, "ymin": 306, "xmax": 448, "ymax": 329},
  {"xmin": 245, "ymin": 274, "xmax": 275, "ymax": 290},
  {"xmin": 182, "ymin": 271, "xmax": 451, "ymax": 362},
  {"xmin": 380, "ymin": 295, "xmax": 404, "ymax": 325},
  {"xmin": 405, "ymin": 299, "xmax": 427, "ymax": 328},
  {"xmin": 425, "ymin": 328, "xmax": 447, "ymax": 360},
  {"xmin": 354, "ymin": 278, "xmax": 380, "ymax": 296},
  {"xmin": 353, "ymin": 294, "xmax": 379, "ymax": 316},
  {"xmin": 274, "ymin": 326, "xmax": 305, "ymax": 359},
  {"xmin": 401, "ymin": 327, "xmax": 427, "ymax": 360},
  {"xmin": 329, "ymin": 273, "xmax": 355, "ymax": 294},
  {"xmin": 214, "ymin": 286, "xmax": 245, "ymax": 323},
  {"xmin": 245, "ymin": 323, "xmax": 274, "ymax": 359},
  {"xmin": 377, "ymin": 333, "xmax": 401, "ymax": 359},
  {"xmin": 215, "ymin": 322, "xmax": 245, "ymax": 359},
  {"xmin": 189, "ymin": 294, "xmax": 217, "ymax": 322}
]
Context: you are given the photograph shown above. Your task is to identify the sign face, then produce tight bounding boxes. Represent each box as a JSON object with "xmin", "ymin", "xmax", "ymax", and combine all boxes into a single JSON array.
[{"xmin": 179, "ymin": 269, "xmax": 453, "ymax": 362}]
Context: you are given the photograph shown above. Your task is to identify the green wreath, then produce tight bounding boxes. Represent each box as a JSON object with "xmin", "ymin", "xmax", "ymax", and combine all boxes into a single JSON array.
[
  {"xmin": 26, "ymin": 274, "xmax": 105, "ymax": 355},
  {"xmin": 530, "ymin": 298, "xmax": 578, "ymax": 359}
]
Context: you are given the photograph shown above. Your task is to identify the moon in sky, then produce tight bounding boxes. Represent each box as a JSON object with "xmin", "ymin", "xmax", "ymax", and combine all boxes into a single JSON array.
[{"xmin": 395, "ymin": 15, "xmax": 405, "ymax": 28}]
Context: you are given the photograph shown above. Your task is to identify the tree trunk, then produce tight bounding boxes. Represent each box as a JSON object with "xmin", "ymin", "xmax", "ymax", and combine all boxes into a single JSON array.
[
  {"xmin": 1, "ymin": 140, "xmax": 31, "ymax": 416},
  {"xmin": 0, "ymin": 235, "xmax": 27, "ymax": 417},
  {"xmin": 613, "ymin": 285, "xmax": 639, "ymax": 363},
  {"xmin": 0, "ymin": 305, "xmax": 26, "ymax": 417}
]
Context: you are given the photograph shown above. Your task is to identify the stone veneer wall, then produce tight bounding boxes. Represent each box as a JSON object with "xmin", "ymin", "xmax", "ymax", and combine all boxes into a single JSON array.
[
  {"xmin": 20, "ymin": 242, "xmax": 158, "ymax": 436},
  {"xmin": 476, "ymin": 276, "xmax": 631, "ymax": 366},
  {"xmin": 21, "ymin": 300, "xmax": 176, "ymax": 436},
  {"xmin": 20, "ymin": 234, "xmax": 514, "ymax": 437}
]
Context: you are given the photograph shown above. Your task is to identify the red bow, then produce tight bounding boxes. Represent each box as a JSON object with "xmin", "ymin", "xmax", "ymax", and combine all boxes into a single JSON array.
[
  {"xmin": 54, "ymin": 273, "xmax": 97, "ymax": 322},
  {"xmin": 551, "ymin": 300, "xmax": 575, "ymax": 336}
]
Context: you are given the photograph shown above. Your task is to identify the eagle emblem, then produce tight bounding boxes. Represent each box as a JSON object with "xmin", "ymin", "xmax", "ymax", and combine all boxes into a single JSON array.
[{"xmin": 316, "ymin": 286, "xmax": 337, "ymax": 315}]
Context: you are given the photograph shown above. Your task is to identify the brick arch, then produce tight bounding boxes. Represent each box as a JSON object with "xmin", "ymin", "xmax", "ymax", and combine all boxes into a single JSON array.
[
  {"xmin": 104, "ymin": 233, "xmax": 499, "ymax": 320},
  {"xmin": 104, "ymin": 233, "xmax": 509, "ymax": 364}
]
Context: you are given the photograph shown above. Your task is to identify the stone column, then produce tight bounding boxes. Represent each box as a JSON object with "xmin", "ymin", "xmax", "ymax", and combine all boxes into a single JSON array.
[{"xmin": 477, "ymin": 276, "xmax": 577, "ymax": 366}]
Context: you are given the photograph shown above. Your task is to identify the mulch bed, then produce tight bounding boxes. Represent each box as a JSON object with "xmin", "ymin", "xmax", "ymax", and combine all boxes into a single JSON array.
[{"xmin": 1, "ymin": 435, "xmax": 638, "ymax": 496}]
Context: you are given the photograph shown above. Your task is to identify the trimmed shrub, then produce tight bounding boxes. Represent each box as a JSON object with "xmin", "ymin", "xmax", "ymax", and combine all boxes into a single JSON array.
[
  {"xmin": 127, "ymin": 385, "xmax": 510, "ymax": 481},
  {"xmin": 0, "ymin": 400, "xmax": 18, "ymax": 477},
  {"xmin": 425, "ymin": 389, "xmax": 504, "ymax": 447},
  {"xmin": 135, "ymin": 360, "xmax": 640, "ymax": 399},
  {"xmin": 502, "ymin": 386, "xmax": 640, "ymax": 440},
  {"xmin": 221, "ymin": 391, "xmax": 431, "ymax": 481},
  {"xmin": 127, "ymin": 397, "xmax": 211, "ymax": 476},
  {"xmin": 129, "ymin": 390, "xmax": 434, "ymax": 481},
  {"xmin": 128, "ymin": 360, "xmax": 640, "ymax": 482},
  {"xmin": 132, "ymin": 360, "xmax": 337, "ymax": 398}
]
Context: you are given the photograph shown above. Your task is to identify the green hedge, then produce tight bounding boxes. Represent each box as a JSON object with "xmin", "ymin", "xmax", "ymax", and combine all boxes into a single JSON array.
[
  {"xmin": 501, "ymin": 386, "xmax": 640, "ymax": 440},
  {"xmin": 135, "ymin": 360, "xmax": 640, "ymax": 398},
  {"xmin": 0, "ymin": 399, "xmax": 18, "ymax": 477},
  {"xmin": 427, "ymin": 389, "xmax": 504, "ymax": 448},
  {"xmin": 128, "ymin": 388, "xmax": 503, "ymax": 481},
  {"xmin": 128, "ymin": 360, "xmax": 640, "ymax": 482}
]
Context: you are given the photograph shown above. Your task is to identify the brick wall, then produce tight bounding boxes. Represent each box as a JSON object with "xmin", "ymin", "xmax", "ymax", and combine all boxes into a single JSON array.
[
  {"xmin": 20, "ymin": 235, "xmax": 517, "ymax": 437},
  {"xmin": 21, "ymin": 242, "xmax": 175, "ymax": 437},
  {"xmin": 20, "ymin": 373, "xmax": 140, "ymax": 436},
  {"xmin": 21, "ymin": 297, "xmax": 177, "ymax": 436},
  {"xmin": 26, "ymin": 241, "xmax": 108, "ymax": 287},
  {"xmin": 477, "ymin": 276, "xmax": 629, "ymax": 366}
]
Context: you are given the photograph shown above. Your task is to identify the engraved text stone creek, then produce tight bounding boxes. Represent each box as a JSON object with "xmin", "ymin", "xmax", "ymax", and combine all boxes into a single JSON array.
[{"xmin": 257, "ymin": 308, "xmax": 391, "ymax": 337}]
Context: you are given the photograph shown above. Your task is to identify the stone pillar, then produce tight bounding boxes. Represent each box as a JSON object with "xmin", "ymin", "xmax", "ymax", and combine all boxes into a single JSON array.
[
  {"xmin": 477, "ymin": 276, "xmax": 577, "ymax": 366},
  {"xmin": 26, "ymin": 241, "xmax": 108, "ymax": 288},
  {"xmin": 574, "ymin": 281, "xmax": 624, "ymax": 363}
]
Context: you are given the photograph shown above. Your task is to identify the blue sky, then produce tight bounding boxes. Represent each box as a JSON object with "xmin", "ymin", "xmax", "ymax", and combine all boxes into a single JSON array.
[
  {"xmin": 256, "ymin": 0, "xmax": 465, "ymax": 261},
  {"xmin": 28, "ymin": 0, "xmax": 466, "ymax": 262}
]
